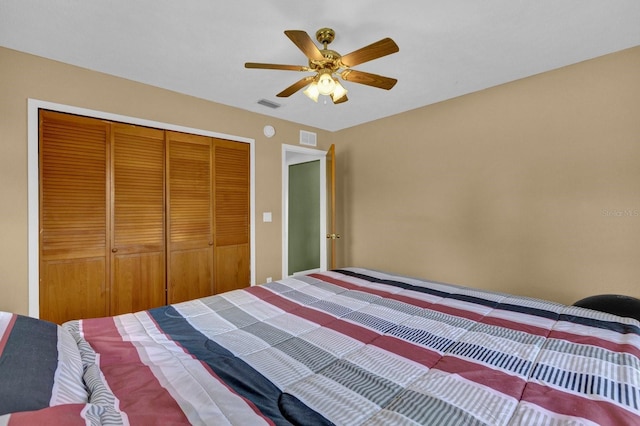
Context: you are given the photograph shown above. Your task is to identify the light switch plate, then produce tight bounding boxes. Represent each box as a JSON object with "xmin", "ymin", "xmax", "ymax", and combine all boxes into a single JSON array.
[{"xmin": 263, "ymin": 212, "xmax": 272, "ymax": 222}]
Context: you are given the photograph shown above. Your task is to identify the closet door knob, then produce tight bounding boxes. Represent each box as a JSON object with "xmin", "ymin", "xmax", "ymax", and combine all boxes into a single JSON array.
[
  {"xmin": 112, "ymin": 248, "xmax": 118, "ymax": 253},
  {"xmin": 208, "ymin": 241, "xmax": 214, "ymax": 246}
]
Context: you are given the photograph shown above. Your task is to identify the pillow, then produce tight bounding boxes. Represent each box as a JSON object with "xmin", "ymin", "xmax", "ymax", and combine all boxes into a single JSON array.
[
  {"xmin": 0, "ymin": 312, "xmax": 87, "ymax": 415},
  {"xmin": 573, "ymin": 294, "xmax": 640, "ymax": 321}
]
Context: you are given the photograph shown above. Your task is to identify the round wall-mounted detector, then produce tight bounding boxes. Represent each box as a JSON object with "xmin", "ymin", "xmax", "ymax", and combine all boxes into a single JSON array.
[{"xmin": 263, "ymin": 125, "xmax": 275, "ymax": 138}]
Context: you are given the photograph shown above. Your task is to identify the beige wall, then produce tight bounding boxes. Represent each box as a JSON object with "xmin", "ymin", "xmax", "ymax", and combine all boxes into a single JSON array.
[
  {"xmin": 2, "ymin": 46, "xmax": 639, "ymax": 314},
  {"xmin": 335, "ymin": 46, "xmax": 640, "ymax": 305},
  {"xmin": 0, "ymin": 46, "xmax": 334, "ymax": 315}
]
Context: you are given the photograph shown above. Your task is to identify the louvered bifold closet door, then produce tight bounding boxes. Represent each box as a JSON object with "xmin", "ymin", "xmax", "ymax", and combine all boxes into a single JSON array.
[
  {"xmin": 166, "ymin": 131, "xmax": 214, "ymax": 304},
  {"xmin": 213, "ymin": 139, "xmax": 250, "ymax": 293},
  {"xmin": 39, "ymin": 111, "xmax": 110, "ymax": 323},
  {"xmin": 111, "ymin": 124, "xmax": 166, "ymax": 315}
]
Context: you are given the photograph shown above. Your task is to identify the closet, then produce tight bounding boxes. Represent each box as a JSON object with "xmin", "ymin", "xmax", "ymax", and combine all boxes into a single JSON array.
[{"xmin": 39, "ymin": 110, "xmax": 249, "ymax": 324}]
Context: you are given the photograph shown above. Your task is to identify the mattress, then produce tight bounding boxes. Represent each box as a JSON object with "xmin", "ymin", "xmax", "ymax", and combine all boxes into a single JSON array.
[{"xmin": 1, "ymin": 268, "xmax": 639, "ymax": 425}]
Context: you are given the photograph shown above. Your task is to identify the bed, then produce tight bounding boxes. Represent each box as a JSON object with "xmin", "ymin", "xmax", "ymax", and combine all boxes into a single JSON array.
[{"xmin": 1, "ymin": 267, "xmax": 639, "ymax": 425}]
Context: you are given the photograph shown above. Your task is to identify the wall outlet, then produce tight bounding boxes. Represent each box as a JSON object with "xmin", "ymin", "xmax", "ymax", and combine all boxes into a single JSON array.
[{"xmin": 266, "ymin": 277, "xmax": 272, "ymax": 283}]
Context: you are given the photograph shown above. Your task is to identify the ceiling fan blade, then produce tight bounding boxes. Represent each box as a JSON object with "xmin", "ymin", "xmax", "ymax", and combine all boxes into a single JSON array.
[
  {"xmin": 341, "ymin": 69, "xmax": 397, "ymax": 90},
  {"xmin": 245, "ymin": 62, "xmax": 309, "ymax": 72},
  {"xmin": 284, "ymin": 30, "xmax": 325, "ymax": 62},
  {"xmin": 331, "ymin": 94, "xmax": 348, "ymax": 104},
  {"xmin": 277, "ymin": 76, "xmax": 315, "ymax": 97},
  {"xmin": 340, "ymin": 38, "xmax": 399, "ymax": 68}
]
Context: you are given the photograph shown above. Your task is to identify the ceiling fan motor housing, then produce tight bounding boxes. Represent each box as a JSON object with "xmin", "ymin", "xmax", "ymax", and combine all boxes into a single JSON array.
[
  {"xmin": 307, "ymin": 28, "xmax": 341, "ymax": 71},
  {"xmin": 310, "ymin": 50, "xmax": 341, "ymax": 71}
]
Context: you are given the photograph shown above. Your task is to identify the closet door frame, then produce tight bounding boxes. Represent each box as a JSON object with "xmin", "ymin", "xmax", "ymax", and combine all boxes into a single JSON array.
[{"xmin": 27, "ymin": 99, "xmax": 256, "ymax": 318}]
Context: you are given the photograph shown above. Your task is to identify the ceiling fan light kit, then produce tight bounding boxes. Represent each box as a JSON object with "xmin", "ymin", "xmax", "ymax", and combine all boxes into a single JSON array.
[
  {"xmin": 302, "ymin": 82, "xmax": 320, "ymax": 102},
  {"xmin": 316, "ymin": 69, "xmax": 336, "ymax": 95},
  {"xmin": 245, "ymin": 28, "xmax": 399, "ymax": 104},
  {"xmin": 303, "ymin": 69, "xmax": 348, "ymax": 103}
]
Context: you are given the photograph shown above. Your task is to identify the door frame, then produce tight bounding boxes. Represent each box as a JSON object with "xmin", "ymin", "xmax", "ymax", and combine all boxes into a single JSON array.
[
  {"xmin": 27, "ymin": 99, "xmax": 256, "ymax": 317},
  {"xmin": 282, "ymin": 144, "xmax": 327, "ymax": 278}
]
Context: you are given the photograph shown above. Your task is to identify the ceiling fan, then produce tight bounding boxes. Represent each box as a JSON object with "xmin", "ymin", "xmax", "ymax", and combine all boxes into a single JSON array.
[{"xmin": 245, "ymin": 28, "xmax": 399, "ymax": 104}]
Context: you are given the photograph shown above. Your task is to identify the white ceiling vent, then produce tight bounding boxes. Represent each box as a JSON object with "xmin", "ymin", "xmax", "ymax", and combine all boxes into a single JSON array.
[
  {"xmin": 299, "ymin": 130, "xmax": 317, "ymax": 147},
  {"xmin": 257, "ymin": 99, "xmax": 281, "ymax": 109}
]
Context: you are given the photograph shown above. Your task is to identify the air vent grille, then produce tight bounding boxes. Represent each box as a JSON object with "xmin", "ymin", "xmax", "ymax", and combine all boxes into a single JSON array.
[
  {"xmin": 299, "ymin": 130, "xmax": 317, "ymax": 147},
  {"xmin": 257, "ymin": 99, "xmax": 281, "ymax": 109}
]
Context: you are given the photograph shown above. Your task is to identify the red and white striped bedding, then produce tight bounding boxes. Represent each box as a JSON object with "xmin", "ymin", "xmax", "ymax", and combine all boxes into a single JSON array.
[{"xmin": 2, "ymin": 268, "xmax": 639, "ymax": 425}]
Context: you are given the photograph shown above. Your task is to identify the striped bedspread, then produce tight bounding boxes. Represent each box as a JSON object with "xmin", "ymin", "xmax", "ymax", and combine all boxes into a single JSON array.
[
  {"xmin": 3, "ymin": 268, "xmax": 640, "ymax": 425},
  {"xmin": 0, "ymin": 312, "xmax": 87, "ymax": 418}
]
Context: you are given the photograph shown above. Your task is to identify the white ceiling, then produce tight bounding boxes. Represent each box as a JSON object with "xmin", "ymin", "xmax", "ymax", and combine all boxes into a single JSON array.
[{"xmin": 1, "ymin": 1, "xmax": 639, "ymax": 132}]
